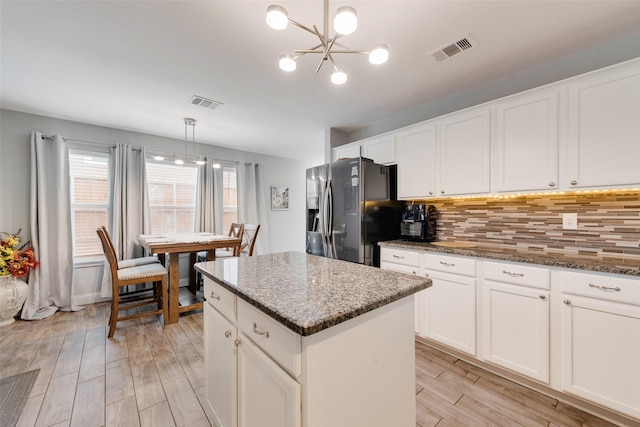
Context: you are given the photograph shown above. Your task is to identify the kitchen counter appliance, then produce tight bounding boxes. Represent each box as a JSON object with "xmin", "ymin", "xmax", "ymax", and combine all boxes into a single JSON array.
[{"xmin": 400, "ymin": 204, "xmax": 437, "ymax": 242}]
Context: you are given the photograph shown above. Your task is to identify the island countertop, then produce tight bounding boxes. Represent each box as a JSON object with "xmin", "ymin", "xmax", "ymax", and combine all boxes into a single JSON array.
[{"xmin": 194, "ymin": 251, "xmax": 431, "ymax": 336}]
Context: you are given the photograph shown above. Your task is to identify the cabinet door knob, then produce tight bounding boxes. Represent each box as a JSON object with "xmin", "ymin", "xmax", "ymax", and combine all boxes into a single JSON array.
[
  {"xmin": 234, "ymin": 339, "xmax": 241, "ymax": 347},
  {"xmin": 210, "ymin": 291, "xmax": 221, "ymax": 301},
  {"xmin": 252, "ymin": 322, "xmax": 270, "ymax": 338},
  {"xmin": 429, "ymin": 191, "xmax": 433, "ymax": 195},
  {"xmin": 570, "ymin": 180, "xmax": 578, "ymax": 185},
  {"xmin": 412, "ymin": 270, "xmax": 416, "ymax": 275},
  {"xmin": 563, "ymin": 299, "xmax": 571, "ymax": 305},
  {"xmin": 588, "ymin": 283, "xmax": 621, "ymax": 292},
  {"xmin": 548, "ymin": 182, "xmax": 556, "ymax": 187},
  {"xmin": 441, "ymin": 190, "xmax": 445, "ymax": 194},
  {"xmin": 224, "ymin": 330, "xmax": 231, "ymax": 338},
  {"xmin": 539, "ymin": 295, "xmax": 546, "ymax": 300}
]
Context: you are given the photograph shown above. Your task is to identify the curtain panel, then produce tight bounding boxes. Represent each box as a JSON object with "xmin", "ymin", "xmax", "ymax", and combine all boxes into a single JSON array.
[
  {"xmin": 23, "ymin": 132, "xmax": 80, "ymax": 320},
  {"xmin": 238, "ymin": 163, "xmax": 269, "ymax": 255},
  {"xmin": 100, "ymin": 144, "xmax": 151, "ymax": 297}
]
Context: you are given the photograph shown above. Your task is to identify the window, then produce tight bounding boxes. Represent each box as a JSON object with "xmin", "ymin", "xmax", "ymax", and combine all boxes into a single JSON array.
[
  {"xmin": 146, "ymin": 161, "xmax": 198, "ymax": 234},
  {"xmin": 69, "ymin": 150, "xmax": 110, "ymax": 258},
  {"xmin": 221, "ymin": 163, "xmax": 238, "ymax": 233}
]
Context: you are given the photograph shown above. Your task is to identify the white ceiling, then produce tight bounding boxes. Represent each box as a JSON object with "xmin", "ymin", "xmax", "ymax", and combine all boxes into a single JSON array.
[{"xmin": 2, "ymin": 1, "xmax": 640, "ymax": 162}]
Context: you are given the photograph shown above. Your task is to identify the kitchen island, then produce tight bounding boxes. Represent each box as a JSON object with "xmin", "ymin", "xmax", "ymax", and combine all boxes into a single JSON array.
[{"xmin": 195, "ymin": 251, "xmax": 431, "ymax": 427}]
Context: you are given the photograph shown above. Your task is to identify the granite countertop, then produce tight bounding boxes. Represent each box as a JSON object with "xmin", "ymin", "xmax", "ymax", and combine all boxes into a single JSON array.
[
  {"xmin": 379, "ymin": 240, "xmax": 640, "ymax": 277},
  {"xmin": 194, "ymin": 251, "xmax": 431, "ymax": 336}
]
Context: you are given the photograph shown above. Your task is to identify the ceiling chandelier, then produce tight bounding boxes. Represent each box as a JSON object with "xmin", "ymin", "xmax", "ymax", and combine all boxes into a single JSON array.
[{"xmin": 266, "ymin": 0, "xmax": 389, "ymax": 85}]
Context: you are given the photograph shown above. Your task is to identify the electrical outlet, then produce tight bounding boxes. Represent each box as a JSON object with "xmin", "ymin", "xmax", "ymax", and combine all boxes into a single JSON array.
[{"xmin": 562, "ymin": 213, "xmax": 578, "ymax": 230}]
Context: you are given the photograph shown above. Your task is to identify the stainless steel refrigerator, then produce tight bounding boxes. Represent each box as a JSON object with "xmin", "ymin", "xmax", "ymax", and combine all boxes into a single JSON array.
[{"xmin": 306, "ymin": 157, "xmax": 405, "ymax": 267}]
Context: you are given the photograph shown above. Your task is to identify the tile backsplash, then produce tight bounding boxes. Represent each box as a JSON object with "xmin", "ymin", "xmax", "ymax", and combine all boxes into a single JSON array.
[{"xmin": 425, "ymin": 191, "xmax": 640, "ymax": 262}]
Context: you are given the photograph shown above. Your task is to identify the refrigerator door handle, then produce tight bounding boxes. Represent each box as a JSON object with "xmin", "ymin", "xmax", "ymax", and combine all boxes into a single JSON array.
[{"xmin": 325, "ymin": 179, "xmax": 334, "ymax": 258}]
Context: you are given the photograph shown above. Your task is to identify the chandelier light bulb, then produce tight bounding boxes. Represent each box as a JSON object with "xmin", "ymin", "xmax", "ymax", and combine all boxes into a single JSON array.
[
  {"xmin": 153, "ymin": 155, "xmax": 165, "ymax": 161},
  {"xmin": 213, "ymin": 163, "xmax": 221, "ymax": 169},
  {"xmin": 174, "ymin": 159, "xmax": 184, "ymax": 165},
  {"xmin": 331, "ymin": 70, "xmax": 347, "ymax": 85},
  {"xmin": 279, "ymin": 54, "xmax": 297, "ymax": 72},
  {"xmin": 334, "ymin": 6, "xmax": 357, "ymax": 35},
  {"xmin": 266, "ymin": 5, "xmax": 288, "ymax": 30},
  {"xmin": 195, "ymin": 159, "xmax": 206, "ymax": 166},
  {"xmin": 368, "ymin": 44, "xmax": 389, "ymax": 65}
]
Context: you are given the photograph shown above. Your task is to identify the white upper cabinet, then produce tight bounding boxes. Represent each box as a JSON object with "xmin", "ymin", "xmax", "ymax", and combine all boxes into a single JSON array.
[
  {"xmin": 332, "ymin": 142, "xmax": 361, "ymax": 162},
  {"xmin": 567, "ymin": 63, "xmax": 640, "ymax": 189},
  {"xmin": 438, "ymin": 108, "xmax": 491, "ymax": 196},
  {"xmin": 362, "ymin": 134, "xmax": 396, "ymax": 165},
  {"xmin": 495, "ymin": 91, "xmax": 559, "ymax": 193},
  {"xmin": 396, "ymin": 123, "xmax": 436, "ymax": 199}
]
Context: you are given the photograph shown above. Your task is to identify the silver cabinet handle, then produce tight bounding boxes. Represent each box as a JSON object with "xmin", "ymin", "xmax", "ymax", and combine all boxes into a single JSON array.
[
  {"xmin": 548, "ymin": 182, "xmax": 555, "ymax": 187},
  {"xmin": 224, "ymin": 330, "xmax": 231, "ymax": 338},
  {"xmin": 234, "ymin": 339, "xmax": 241, "ymax": 347},
  {"xmin": 570, "ymin": 180, "xmax": 577, "ymax": 185},
  {"xmin": 589, "ymin": 283, "xmax": 621, "ymax": 292},
  {"xmin": 539, "ymin": 295, "xmax": 546, "ymax": 300},
  {"xmin": 563, "ymin": 299, "xmax": 571, "ymax": 305},
  {"xmin": 252, "ymin": 322, "xmax": 270, "ymax": 338},
  {"xmin": 502, "ymin": 270, "xmax": 524, "ymax": 277},
  {"xmin": 209, "ymin": 292, "xmax": 221, "ymax": 300},
  {"xmin": 392, "ymin": 254, "xmax": 405, "ymax": 259},
  {"xmin": 439, "ymin": 261, "xmax": 455, "ymax": 267}
]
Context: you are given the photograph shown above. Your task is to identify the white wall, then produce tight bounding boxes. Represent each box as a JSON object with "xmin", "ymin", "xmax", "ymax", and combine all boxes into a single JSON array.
[{"xmin": 0, "ymin": 109, "xmax": 317, "ymax": 304}]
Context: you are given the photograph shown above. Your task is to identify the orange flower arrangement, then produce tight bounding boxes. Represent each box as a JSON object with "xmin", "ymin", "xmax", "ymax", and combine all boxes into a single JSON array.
[{"xmin": 0, "ymin": 229, "xmax": 40, "ymax": 278}]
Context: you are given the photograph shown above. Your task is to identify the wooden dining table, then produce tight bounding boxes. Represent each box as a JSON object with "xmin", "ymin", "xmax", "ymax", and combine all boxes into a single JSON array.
[{"xmin": 139, "ymin": 232, "xmax": 242, "ymax": 324}]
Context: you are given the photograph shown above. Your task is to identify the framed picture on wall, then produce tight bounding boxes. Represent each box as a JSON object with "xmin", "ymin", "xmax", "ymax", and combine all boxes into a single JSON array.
[{"xmin": 271, "ymin": 186, "xmax": 289, "ymax": 210}]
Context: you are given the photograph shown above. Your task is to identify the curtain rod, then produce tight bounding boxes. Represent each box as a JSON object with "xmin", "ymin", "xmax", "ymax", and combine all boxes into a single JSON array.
[{"xmin": 30, "ymin": 132, "xmax": 238, "ymax": 165}]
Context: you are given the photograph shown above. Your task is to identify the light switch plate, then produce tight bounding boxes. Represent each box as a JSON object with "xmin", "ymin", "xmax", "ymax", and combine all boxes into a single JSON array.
[{"xmin": 562, "ymin": 213, "xmax": 578, "ymax": 230}]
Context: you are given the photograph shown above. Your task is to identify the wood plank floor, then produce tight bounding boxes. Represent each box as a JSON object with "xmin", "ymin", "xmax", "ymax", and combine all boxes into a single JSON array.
[{"xmin": 0, "ymin": 302, "xmax": 625, "ymax": 427}]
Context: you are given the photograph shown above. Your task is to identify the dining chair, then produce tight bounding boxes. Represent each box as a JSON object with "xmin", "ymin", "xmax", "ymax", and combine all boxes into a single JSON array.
[
  {"xmin": 213, "ymin": 222, "xmax": 245, "ymax": 258},
  {"xmin": 98, "ymin": 226, "xmax": 161, "ymax": 269},
  {"xmin": 240, "ymin": 223, "xmax": 261, "ymax": 256},
  {"xmin": 97, "ymin": 227, "xmax": 168, "ymax": 338}
]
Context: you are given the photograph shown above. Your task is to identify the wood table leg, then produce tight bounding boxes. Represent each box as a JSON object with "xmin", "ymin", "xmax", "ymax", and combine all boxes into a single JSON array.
[
  {"xmin": 188, "ymin": 252, "xmax": 197, "ymax": 294},
  {"xmin": 207, "ymin": 249, "xmax": 215, "ymax": 261},
  {"xmin": 168, "ymin": 253, "xmax": 180, "ymax": 324}
]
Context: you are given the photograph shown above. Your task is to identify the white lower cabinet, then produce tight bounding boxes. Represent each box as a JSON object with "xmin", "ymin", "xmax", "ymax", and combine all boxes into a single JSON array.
[
  {"xmin": 380, "ymin": 247, "xmax": 423, "ymax": 332},
  {"xmin": 481, "ymin": 261, "xmax": 550, "ymax": 383},
  {"xmin": 204, "ymin": 303, "xmax": 238, "ymax": 427},
  {"xmin": 560, "ymin": 271, "xmax": 640, "ymax": 420},
  {"xmin": 421, "ymin": 254, "xmax": 477, "ymax": 356},
  {"xmin": 238, "ymin": 336, "xmax": 301, "ymax": 427},
  {"xmin": 203, "ymin": 279, "xmax": 301, "ymax": 427},
  {"xmin": 380, "ymin": 245, "xmax": 640, "ymax": 422}
]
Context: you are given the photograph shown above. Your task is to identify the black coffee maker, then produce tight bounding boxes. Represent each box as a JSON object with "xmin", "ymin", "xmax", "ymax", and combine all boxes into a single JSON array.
[{"xmin": 400, "ymin": 204, "xmax": 437, "ymax": 242}]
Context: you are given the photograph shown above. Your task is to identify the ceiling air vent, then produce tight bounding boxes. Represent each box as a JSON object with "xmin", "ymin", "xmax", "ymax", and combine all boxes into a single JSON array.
[
  {"xmin": 429, "ymin": 34, "xmax": 478, "ymax": 63},
  {"xmin": 190, "ymin": 95, "xmax": 223, "ymax": 110}
]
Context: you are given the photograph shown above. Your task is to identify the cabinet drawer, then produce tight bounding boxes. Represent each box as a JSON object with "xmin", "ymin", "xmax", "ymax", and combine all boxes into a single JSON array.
[
  {"xmin": 237, "ymin": 299, "xmax": 301, "ymax": 378},
  {"xmin": 380, "ymin": 261, "xmax": 420, "ymax": 276},
  {"xmin": 423, "ymin": 253, "xmax": 476, "ymax": 276},
  {"xmin": 484, "ymin": 261, "xmax": 550, "ymax": 290},
  {"xmin": 561, "ymin": 271, "xmax": 640, "ymax": 305},
  {"xmin": 204, "ymin": 277, "xmax": 236, "ymax": 322},
  {"xmin": 380, "ymin": 248, "xmax": 421, "ymax": 267}
]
